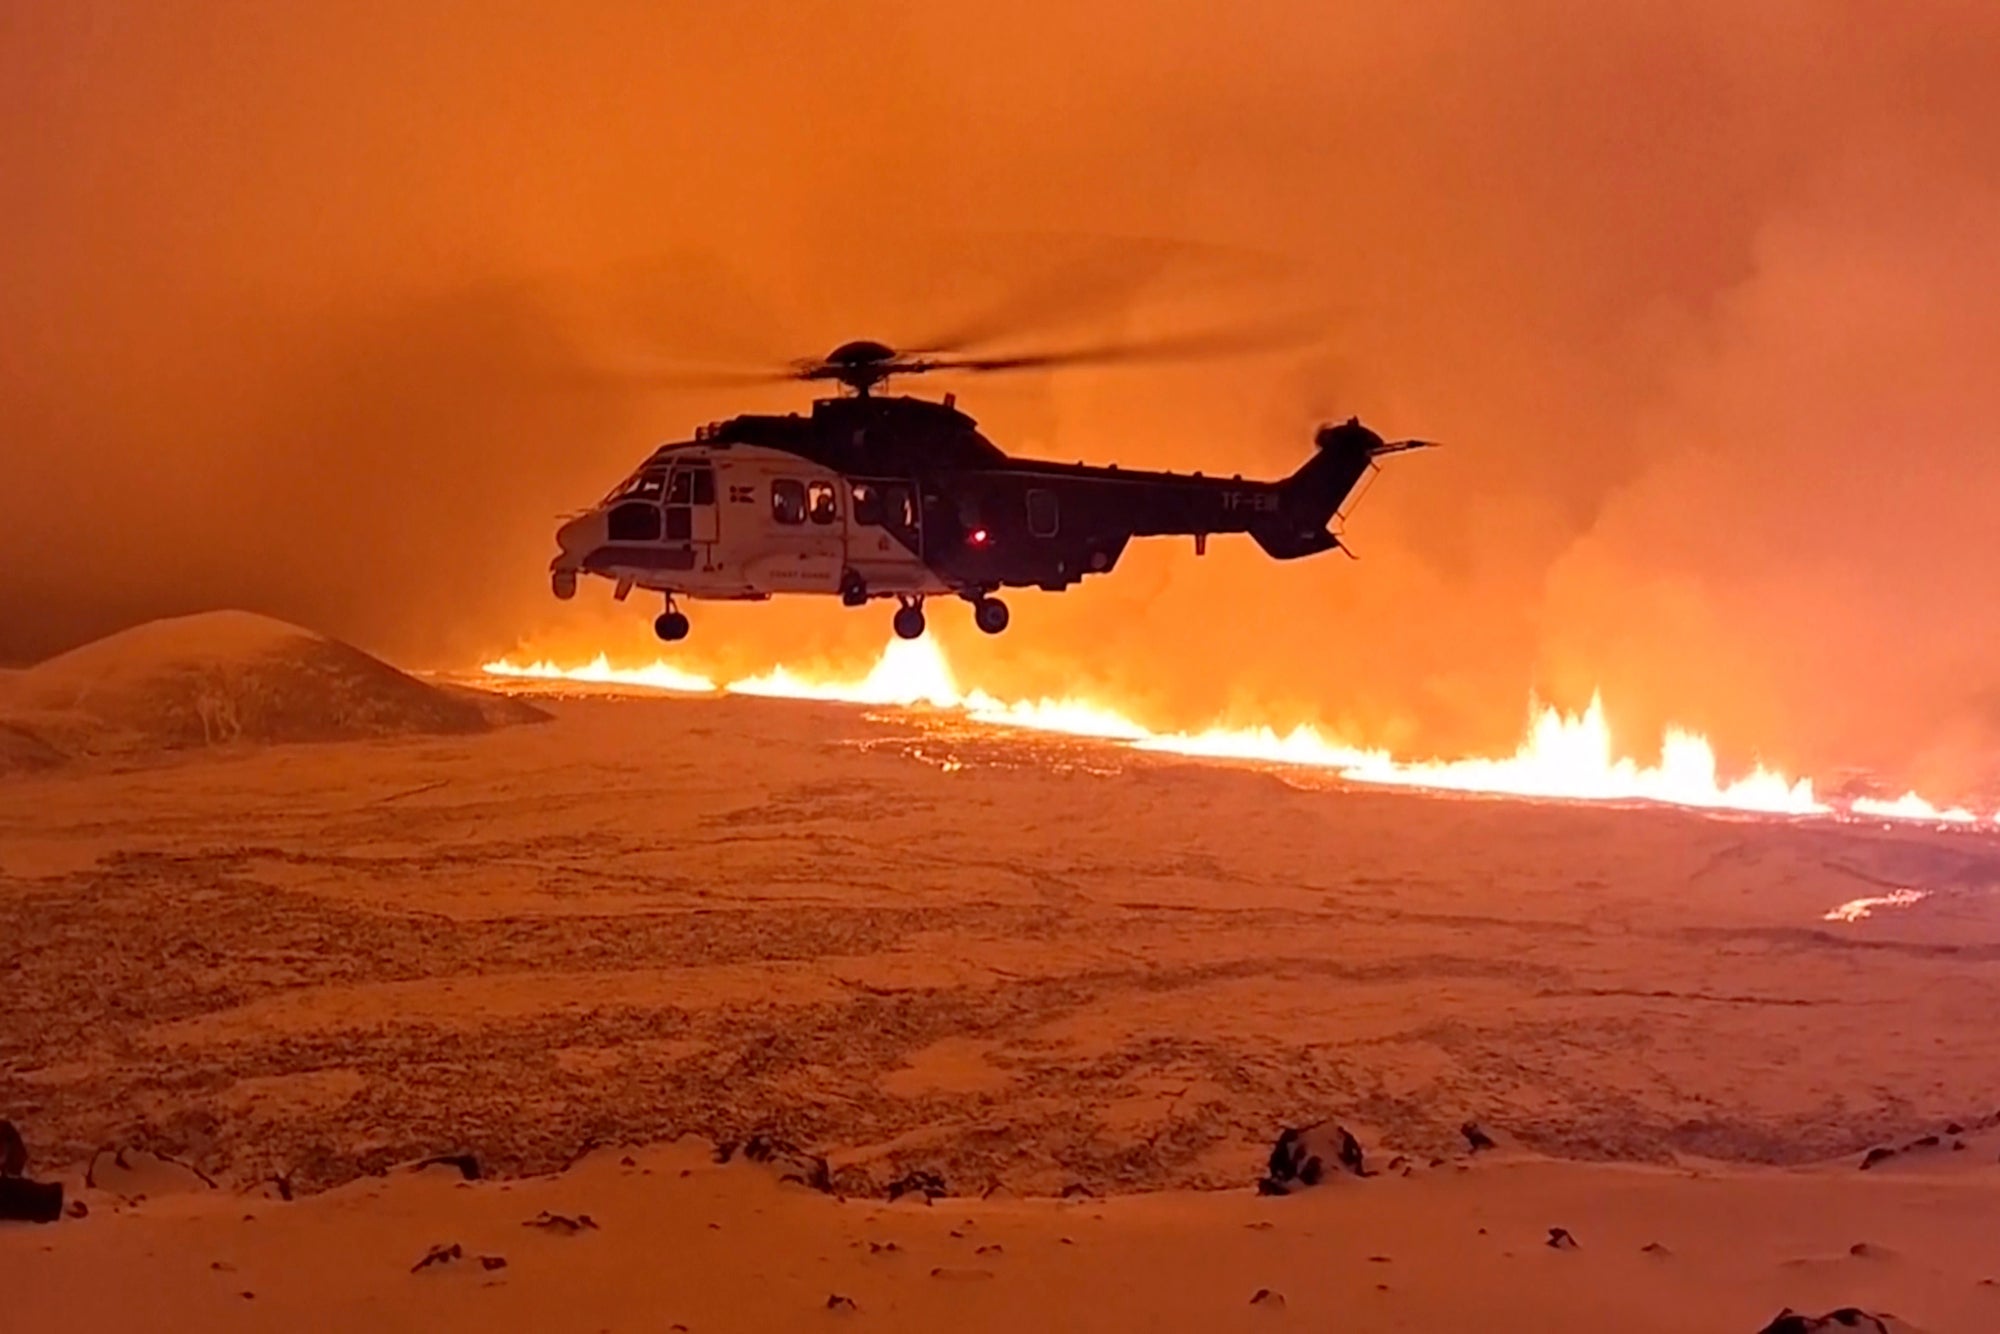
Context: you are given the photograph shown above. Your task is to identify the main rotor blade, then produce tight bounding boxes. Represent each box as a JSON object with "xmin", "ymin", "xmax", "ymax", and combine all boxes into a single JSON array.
[
  {"xmin": 575, "ymin": 354, "xmax": 799, "ymax": 388},
  {"xmin": 909, "ymin": 316, "xmax": 1321, "ymax": 376},
  {"xmin": 906, "ymin": 244, "xmax": 1190, "ymax": 355}
]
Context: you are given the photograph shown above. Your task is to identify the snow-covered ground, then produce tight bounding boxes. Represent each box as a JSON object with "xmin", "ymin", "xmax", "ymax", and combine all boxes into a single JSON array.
[
  {"xmin": 6, "ymin": 687, "xmax": 1999, "ymax": 1184},
  {"xmin": 5, "ymin": 677, "xmax": 1999, "ymax": 1329}
]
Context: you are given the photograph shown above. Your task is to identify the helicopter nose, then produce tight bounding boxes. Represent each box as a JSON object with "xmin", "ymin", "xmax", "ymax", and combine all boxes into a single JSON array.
[
  {"xmin": 550, "ymin": 511, "xmax": 604, "ymax": 601},
  {"xmin": 554, "ymin": 511, "xmax": 602, "ymax": 558}
]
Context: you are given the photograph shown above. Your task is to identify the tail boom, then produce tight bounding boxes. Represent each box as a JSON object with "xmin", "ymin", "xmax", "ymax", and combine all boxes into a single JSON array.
[{"xmin": 1249, "ymin": 418, "xmax": 1404, "ymax": 560}]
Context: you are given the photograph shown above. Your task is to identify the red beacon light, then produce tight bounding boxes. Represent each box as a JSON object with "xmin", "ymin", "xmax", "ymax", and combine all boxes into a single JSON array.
[{"xmin": 968, "ymin": 528, "xmax": 990, "ymax": 546}]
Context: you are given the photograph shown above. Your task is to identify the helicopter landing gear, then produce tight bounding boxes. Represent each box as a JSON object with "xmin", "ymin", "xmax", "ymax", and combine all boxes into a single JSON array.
[
  {"xmin": 892, "ymin": 596, "xmax": 926, "ymax": 641},
  {"xmin": 839, "ymin": 569, "xmax": 869, "ymax": 608},
  {"xmin": 972, "ymin": 596, "xmax": 1010, "ymax": 635},
  {"xmin": 551, "ymin": 568, "xmax": 578, "ymax": 601},
  {"xmin": 654, "ymin": 595, "xmax": 690, "ymax": 643}
]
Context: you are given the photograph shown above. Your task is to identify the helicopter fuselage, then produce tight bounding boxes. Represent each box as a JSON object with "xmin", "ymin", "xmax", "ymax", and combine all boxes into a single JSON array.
[{"xmin": 549, "ymin": 394, "xmax": 1407, "ymax": 641}]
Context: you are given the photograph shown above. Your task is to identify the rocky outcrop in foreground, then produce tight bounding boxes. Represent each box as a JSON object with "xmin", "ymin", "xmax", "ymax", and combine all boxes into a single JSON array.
[{"xmin": 0, "ymin": 1120, "xmax": 64, "ymax": 1222}]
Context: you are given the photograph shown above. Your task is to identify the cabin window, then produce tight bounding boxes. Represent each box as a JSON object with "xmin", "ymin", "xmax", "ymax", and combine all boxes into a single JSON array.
[
  {"xmin": 690, "ymin": 468, "xmax": 715, "ymax": 505},
  {"xmin": 666, "ymin": 471, "xmax": 693, "ymax": 505},
  {"xmin": 608, "ymin": 501, "xmax": 662, "ymax": 542},
  {"xmin": 807, "ymin": 480, "xmax": 838, "ymax": 525},
  {"xmin": 771, "ymin": 478, "xmax": 807, "ymax": 525},
  {"xmin": 1026, "ymin": 489, "xmax": 1059, "ymax": 538},
  {"xmin": 850, "ymin": 480, "xmax": 916, "ymax": 535},
  {"xmin": 851, "ymin": 483, "xmax": 882, "ymax": 526}
]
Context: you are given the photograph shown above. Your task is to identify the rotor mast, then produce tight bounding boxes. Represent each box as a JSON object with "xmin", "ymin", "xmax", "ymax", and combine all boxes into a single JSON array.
[{"xmin": 806, "ymin": 340, "xmax": 903, "ymax": 397}]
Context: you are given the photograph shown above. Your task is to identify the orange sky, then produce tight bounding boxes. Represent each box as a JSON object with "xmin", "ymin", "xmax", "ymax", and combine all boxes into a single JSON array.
[{"xmin": 5, "ymin": 1, "xmax": 1999, "ymax": 788}]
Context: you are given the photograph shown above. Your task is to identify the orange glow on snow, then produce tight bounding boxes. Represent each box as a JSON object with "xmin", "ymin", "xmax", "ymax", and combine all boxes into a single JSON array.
[{"xmin": 481, "ymin": 637, "xmax": 1988, "ymax": 825}]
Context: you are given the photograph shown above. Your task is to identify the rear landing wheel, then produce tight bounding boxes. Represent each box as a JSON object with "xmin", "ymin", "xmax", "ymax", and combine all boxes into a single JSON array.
[
  {"xmin": 892, "ymin": 602, "xmax": 926, "ymax": 640},
  {"xmin": 972, "ymin": 597, "xmax": 1010, "ymax": 635},
  {"xmin": 654, "ymin": 611, "xmax": 690, "ymax": 642}
]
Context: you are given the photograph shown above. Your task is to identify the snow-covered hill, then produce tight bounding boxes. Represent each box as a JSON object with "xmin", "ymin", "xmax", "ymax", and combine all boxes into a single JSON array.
[{"xmin": 0, "ymin": 611, "xmax": 542, "ymax": 765}]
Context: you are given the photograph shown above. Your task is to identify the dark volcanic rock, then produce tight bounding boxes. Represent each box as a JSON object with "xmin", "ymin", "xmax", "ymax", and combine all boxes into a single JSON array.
[
  {"xmin": 416, "ymin": 1153, "xmax": 482, "ymax": 1181},
  {"xmin": 1258, "ymin": 1122, "xmax": 1367, "ymax": 1195},
  {"xmin": 1858, "ymin": 1146, "xmax": 1896, "ymax": 1171},
  {"xmin": 1461, "ymin": 1121, "xmax": 1499, "ymax": 1153},
  {"xmin": 739, "ymin": 1135, "xmax": 831, "ymax": 1193},
  {"xmin": 0, "ymin": 1120, "xmax": 25, "ymax": 1177},
  {"xmin": 523, "ymin": 1211, "xmax": 599, "ymax": 1234},
  {"xmin": 1546, "ymin": 1227, "xmax": 1580, "ymax": 1250},
  {"xmin": 828, "ymin": 1165, "xmax": 875, "ymax": 1198},
  {"xmin": 0, "ymin": 1177, "xmax": 64, "ymax": 1223},
  {"xmin": 887, "ymin": 1169, "xmax": 948, "ymax": 1203},
  {"xmin": 0, "ymin": 1123, "xmax": 62, "ymax": 1224},
  {"xmin": 1755, "ymin": 1308, "xmax": 1897, "ymax": 1333},
  {"xmin": 410, "ymin": 1242, "xmax": 463, "ymax": 1273}
]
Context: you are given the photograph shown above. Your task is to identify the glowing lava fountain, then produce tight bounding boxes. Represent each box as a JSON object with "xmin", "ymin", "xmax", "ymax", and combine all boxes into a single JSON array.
[{"xmin": 483, "ymin": 636, "xmax": 1984, "ymax": 825}]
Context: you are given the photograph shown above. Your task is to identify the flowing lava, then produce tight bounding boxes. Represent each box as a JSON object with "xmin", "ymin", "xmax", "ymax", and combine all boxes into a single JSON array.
[
  {"xmin": 1822, "ymin": 889, "xmax": 1928, "ymax": 923},
  {"xmin": 484, "ymin": 636, "xmax": 1991, "ymax": 826}
]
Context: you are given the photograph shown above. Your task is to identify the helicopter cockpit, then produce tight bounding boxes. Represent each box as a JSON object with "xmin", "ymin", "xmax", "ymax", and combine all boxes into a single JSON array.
[{"xmin": 600, "ymin": 468, "xmax": 666, "ymax": 507}]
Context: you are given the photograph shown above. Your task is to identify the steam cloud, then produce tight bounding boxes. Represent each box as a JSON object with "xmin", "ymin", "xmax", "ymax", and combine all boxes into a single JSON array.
[{"xmin": 4, "ymin": 1, "xmax": 1997, "ymax": 788}]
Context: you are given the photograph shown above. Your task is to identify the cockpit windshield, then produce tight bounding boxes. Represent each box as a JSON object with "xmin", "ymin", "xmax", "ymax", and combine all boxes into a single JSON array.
[{"xmin": 602, "ymin": 468, "xmax": 666, "ymax": 506}]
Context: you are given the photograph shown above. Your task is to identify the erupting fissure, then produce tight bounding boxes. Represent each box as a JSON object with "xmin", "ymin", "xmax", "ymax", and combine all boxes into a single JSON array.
[{"xmin": 482, "ymin": 637, "xmax": 1987, "ymax": 826}]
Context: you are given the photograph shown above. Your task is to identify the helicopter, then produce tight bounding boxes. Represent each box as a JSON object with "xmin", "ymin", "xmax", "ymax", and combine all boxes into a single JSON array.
[{"xmin": 549, "ymin": 336, "xmax": 1431, "ymax": 642}]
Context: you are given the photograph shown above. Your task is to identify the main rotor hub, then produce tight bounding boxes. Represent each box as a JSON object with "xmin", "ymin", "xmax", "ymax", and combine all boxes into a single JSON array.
[{"xmin": 813, "ymin": 339, "xmax": 904, "ymax": 395}]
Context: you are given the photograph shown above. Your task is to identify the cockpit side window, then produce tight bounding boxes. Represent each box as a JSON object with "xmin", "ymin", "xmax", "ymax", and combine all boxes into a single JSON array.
[
  {"xmin": 666, "ymin": 471, "xmax": 693, "ymax": 505},
  {"xmin": 608, "ymin": 501, "xmax": 663, "ymax": 542},
  {"xmin": 772, "ymin": 478, "xmax": 807, "ymax": 525}
]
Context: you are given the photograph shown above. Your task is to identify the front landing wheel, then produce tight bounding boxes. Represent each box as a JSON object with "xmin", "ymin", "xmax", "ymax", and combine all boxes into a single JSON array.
[
  {"xmin": 654, "ymin": 611, "xmax": 690, "ymax": 642},
  {"xmin": 972, "ymin": 597, "xmax": 1010, "ymax": 635},
  {"xmin": 892, "ymin": 603, "xmax": 926, "ymax": 640}
]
